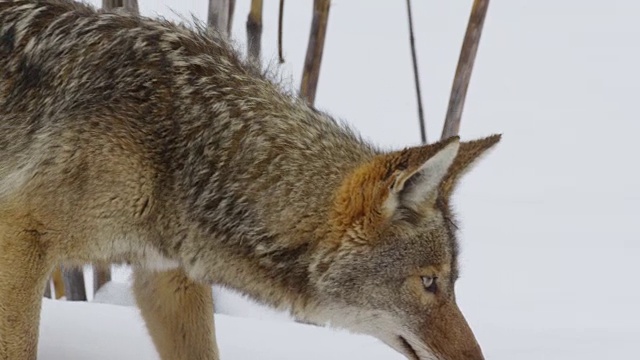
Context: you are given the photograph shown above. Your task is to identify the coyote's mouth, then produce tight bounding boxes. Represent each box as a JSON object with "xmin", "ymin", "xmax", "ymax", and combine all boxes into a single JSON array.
[{"xmin": 399, "ymin": 336, "xmax": 420, "ymax": 360}]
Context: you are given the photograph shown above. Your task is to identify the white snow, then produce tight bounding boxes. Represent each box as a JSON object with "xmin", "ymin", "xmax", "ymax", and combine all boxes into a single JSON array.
[
  {"xmin": 39, "ymin": 299, "xmax": 400, "ymax": 360},
  {"xmin": 35, "ymin": 0, "xmax": 640, "ymax": 359}
]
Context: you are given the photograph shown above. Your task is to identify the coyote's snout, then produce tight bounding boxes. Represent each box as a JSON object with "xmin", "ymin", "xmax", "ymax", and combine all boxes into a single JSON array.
[
  {"xmin": 0, "ymin": 1, "xmax": 499, "ymax": 359},
  {"xmin": 395, "ymin": 297, "xmax": 484, "ymax": 360}
]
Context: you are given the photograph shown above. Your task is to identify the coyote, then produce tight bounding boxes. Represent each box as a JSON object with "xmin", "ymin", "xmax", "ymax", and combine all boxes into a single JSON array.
[{"xmin": 0, "ymin": 1, "xmax": 500, "ymax": 359}]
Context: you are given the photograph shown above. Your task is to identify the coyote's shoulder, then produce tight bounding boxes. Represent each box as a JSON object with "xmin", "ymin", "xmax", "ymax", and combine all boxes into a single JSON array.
[{"xmin": 0, "ymin": 2, "xmax": 499, "ymax": 360}]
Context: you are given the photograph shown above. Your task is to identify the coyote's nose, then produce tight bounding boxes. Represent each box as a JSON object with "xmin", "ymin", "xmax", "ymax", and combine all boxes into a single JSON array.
[{"xmin": 422, "ymin": 301, "xmax": 484, "ymax": 360}]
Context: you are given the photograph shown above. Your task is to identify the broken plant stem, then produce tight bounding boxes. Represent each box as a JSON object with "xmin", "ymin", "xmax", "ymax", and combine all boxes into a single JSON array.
[
  {"xmin": 102, "ymin": 0, "xmax": 139, "ymax": 14},
  {"xmin": 247, "ymin": 0, "xmax": 264, "ymax": 64},
  {"xmin": 300, "ymin": 0, "xmax": 331, "ymax": 105},
  {"xmin": 208, "ymin": 0, "xmax": 231, "ymax": 37},
  {"xmin": 278, "ymin": 0, "xmax": 285, "ymax": 63},
  {"xmin": 406, "ymin": 0, "xmax": 427, "ymax": 144},
  {"xmin": 441, "ymin": 0, "xmax": 490, "ymax": 140},
  {"xmin": 228, "ymin": 0, "xmax": 235, "ymax": 35}
]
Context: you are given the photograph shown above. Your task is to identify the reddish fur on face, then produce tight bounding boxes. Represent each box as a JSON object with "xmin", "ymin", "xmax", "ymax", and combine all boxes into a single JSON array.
[
  {"xmin": 328, "ymin": 158, "xmax": 394, "ymax": 245},
  {"xmin": 328, "ymin": 136, "xmax": 462, "ymax": 245}
]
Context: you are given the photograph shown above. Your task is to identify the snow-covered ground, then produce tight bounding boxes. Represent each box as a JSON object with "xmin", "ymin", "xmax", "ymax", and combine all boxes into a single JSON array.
[
  {"xmin": 40, "ymin": 299, "xmax": 403, "ymax": 360},
  {"xmin": 37, "ymin": 0, "xmax": 640, "ymax": 359}
]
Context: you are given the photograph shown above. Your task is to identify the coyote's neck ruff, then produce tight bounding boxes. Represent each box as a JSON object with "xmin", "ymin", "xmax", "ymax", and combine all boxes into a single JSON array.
[{"xmin": 0, "ymin": 1, "xmax": 499, "ymax": 360}]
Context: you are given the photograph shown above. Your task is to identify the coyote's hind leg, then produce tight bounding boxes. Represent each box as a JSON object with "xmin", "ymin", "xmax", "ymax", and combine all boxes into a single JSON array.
[
  {"xmin": 133, "ymin": 268, "xmax": 219, "ymax": 360},
  {"xmin": 0, "ymin": 222, "xmax": 53, "ymax": 360}
]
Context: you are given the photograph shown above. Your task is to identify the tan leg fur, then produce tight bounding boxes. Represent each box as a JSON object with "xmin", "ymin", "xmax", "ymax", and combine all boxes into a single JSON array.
[
  {"xmin": 133, "ymin": 268, "xmax": 220, "ymax": 360},
  {"xmin": 0, "ymin": 219, "xmax": 53, "ymax": 360}
]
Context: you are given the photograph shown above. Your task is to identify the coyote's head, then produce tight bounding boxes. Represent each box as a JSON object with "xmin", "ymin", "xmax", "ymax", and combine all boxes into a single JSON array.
[{"xmin": 309, "ymin": 135, "xmax": 501, "ymax": 360}]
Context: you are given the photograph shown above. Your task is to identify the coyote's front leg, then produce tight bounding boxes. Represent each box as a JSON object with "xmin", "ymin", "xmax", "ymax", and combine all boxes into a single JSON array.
[
  {"xmin": 0, "ymin": 222, "xmax": 53, "ymax": 360},
  {"xmin": 133, "ymin": 268, "xmax": 219, "ymax": 360}
]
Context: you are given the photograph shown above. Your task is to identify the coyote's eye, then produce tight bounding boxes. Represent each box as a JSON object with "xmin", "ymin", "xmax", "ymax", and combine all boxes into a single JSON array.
[{"xmin": 421, "ymin": 276, "xmax": 437, "ymax": 293}]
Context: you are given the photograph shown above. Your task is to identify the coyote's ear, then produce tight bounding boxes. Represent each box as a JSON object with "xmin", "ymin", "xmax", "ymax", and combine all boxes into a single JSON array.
[
  {"xmin": 386, "ymin": 139, "xmax": 460, "ymax": 212},
  {"xmin": 440, "ymin": 134, "xmax": 502, "ymax": 198},
  {"xmin": 330, "ymin": 137, "xmax": 461, "ymax": 240}
]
